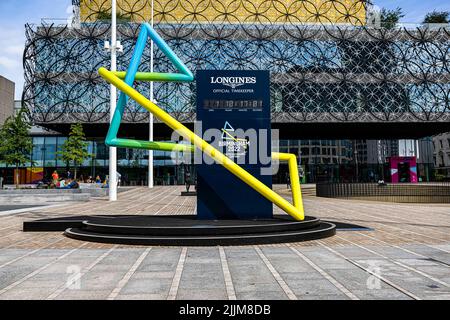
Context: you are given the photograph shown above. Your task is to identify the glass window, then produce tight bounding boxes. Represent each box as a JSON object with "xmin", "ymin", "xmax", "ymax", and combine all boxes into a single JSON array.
[
  {"xmin": 32, "ymin": 137, "xmax": 45, "ymax": 167},
  {"xmin": 96, "ymin": 142, "xmax": 108, "ymax": 160},
  {"xmin": 117, "ymin": 148, "xmax": 128, "ymax": 166},
  {"xmin": 56, "ymin": 137, "xmax": 67, "ymax": 167},
  {"xmin": 81, "ymin": 141, "xmax": 94, "ymax": 167},
  {"xmin": 44, "ymin": 137, "xmax": 57, "ymax": 167},
  {"xmin": 313, "ymin": 147, "xmax": 320, "ymax": 155}
]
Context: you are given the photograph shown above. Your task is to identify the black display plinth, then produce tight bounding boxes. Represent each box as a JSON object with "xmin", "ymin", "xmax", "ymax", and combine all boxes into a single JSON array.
[
  {"xmin": 23, "ymin": 215, "xmax": 336, "ymax": 246},
  {"xmin": 180, "ymin": 191, "xmax": 197, "ymax": 196}
]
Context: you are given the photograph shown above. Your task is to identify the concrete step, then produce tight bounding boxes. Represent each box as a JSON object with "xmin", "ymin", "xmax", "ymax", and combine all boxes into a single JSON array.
[
  {"xmin": 0, "ymin": 189, "xmax": 83, "ymax": 194},
  {"xmin": 0, "ymin": 193, "xmax": 91, "ymax": 203}
]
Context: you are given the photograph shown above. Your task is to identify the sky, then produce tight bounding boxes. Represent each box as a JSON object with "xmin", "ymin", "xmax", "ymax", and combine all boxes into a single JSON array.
[{"xmin": 0, "ymin": 0, "xmax": 449, "ymax": 99}]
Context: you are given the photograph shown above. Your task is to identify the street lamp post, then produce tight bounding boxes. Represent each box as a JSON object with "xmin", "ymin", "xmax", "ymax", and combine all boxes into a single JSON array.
[
  {"xmin": 109, "ymin": 0, "xmax": 118, "ymax": 201},
  {"xmin": 148, "ymin": 0, "xmax": 154, "ymax": 188},
  {"xmin": 353, "ymin": 140, "xmax": 359, "ymax": 183}
]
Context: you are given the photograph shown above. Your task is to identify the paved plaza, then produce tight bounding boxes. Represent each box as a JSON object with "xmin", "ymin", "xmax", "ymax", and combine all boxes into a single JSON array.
[{"xmin": 0, "ymin": 186, "xmax": 450, "ymax": 300}]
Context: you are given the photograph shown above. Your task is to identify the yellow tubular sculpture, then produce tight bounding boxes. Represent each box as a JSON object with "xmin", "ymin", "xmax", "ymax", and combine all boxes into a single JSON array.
[
  {"xmin": 272, "ymin": 152, "xmax": 304, "ymax": 212},
  {"xmin": 99, "ymin": 67, "xmax": 305, "ymax": 221}
]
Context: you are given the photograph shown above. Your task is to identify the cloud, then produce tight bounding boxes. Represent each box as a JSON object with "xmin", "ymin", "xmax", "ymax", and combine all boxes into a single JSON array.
[
  {"xmin": 0, "ymin": 56, "xmax": 18, "ymax": 69},
  {"xmin": 4, "ymin": 45, "xmax": 24, "ymax": 56},
  {"xmin": 0, "ymin": 23, "xmax": 25, "ymax": 98},
  {"xmin": 0, "ymin": 0, "xmax": 72, "ymax": 99}
]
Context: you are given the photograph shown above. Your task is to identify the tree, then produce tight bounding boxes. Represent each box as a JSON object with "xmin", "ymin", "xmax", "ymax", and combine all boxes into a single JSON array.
[
  {"xmin": 423, "ymin": 11, "xmax": 450, "ymax": 24},
  {"xmin": 57, "ymin": 123, "xmax": 91, "ymax": 180},
  {"xmin": 380, "ymin": 7, "xmax": 404, "ymax": 29},
  {"xmin": 0, "ymin": 110, "xmax": 33, "ymax": 188}
]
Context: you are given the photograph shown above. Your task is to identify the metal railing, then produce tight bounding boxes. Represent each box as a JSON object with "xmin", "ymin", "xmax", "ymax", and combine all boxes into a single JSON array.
[{"xmin": 316, "ymin": 182, "xmax": 450, "ymax": 203}]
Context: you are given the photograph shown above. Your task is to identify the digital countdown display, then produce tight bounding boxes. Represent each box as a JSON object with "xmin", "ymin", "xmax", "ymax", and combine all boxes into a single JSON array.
[{"xmin": 203, "ymin": 100, "xmax": 263, "ymax": 110}]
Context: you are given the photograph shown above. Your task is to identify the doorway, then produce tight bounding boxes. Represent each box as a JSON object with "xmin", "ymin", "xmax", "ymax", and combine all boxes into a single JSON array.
[{"xmin": 398, "ymin": 162, "xmax": 411, "ymax": 183}]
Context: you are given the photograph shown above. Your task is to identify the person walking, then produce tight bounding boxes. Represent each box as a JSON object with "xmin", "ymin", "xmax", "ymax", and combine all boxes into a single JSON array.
[
  {"xmin": 285, "ymin": 172, "xmax": 291, "ymax": 190},
  {"xmin": 52, "ymin": 170, "xmax": 59, "ymax": 185},
  {"xmin": 116, "ymin": 171, "xmax": 121, "ymax": 186}
]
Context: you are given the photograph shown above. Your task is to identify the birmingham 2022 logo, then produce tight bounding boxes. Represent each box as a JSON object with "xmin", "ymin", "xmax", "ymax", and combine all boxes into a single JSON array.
[
  {"xmin": 219, "ymin": 121, "xmax": 249, "ymax": 158},
  {"xmin": 171, "ymin": 123, "xmax": 278, "ymax": 176}
]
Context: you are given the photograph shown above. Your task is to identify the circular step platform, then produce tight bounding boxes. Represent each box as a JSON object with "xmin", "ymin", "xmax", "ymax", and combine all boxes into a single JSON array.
[{"xmin": 62, "ymin": 215, "xmax": 335, "ymax": 246}]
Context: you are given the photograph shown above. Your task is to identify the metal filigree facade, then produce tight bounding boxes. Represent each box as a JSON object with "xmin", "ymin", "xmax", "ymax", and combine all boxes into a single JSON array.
[
  {"xmin": 23, "ymin": 0, "xmax": 450, "ymax": 126},
  {"xmin": 77, "ymin": 0, "xmax": 367, "ymax": 25}
]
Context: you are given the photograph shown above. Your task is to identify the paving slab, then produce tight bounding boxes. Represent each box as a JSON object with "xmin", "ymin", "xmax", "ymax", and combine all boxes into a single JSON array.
[
  {"xmin": 120, "ymin": 278, "xmax": 171, "ymax": 295},
  {"xmin": 236, "ymin": 290, "xmax": 287, "ymax": 300},
  {"xmin": 115, "ymin": 293, "xmax": 168, "ymax": 300},
  {"xmin": 57, "ymin": 289, "xmax": 111, "ymax": 300},
  {"xmin": 0, "ymin": 287, "xmax": 49, "ymax": 300},
  {"xmin": 177, "ymin": 288, "xmax": 228, "ymax": 300},
  {"xmin": 0, "ymin": 266, "xmax": 40, "ymax": 290},
  {"xmin": 136, "ymin": 248, "xmax": 181, "ymax": 272},
  {"xmin": 288, "ymin": 279, "xmax": 345, "ymax": 296},
  {"xmin": 132, "ymin": 271, "xmax": 175, "ymax": 279},
  {"xmin": 295, "ymin": 247, "xmax": 354, "ymax": 270},
  {"xmin": 365, "ymin": 246, "xmax": 423, "ymax": 260},
  {"xmin": 299, "ymin": 294, "xmax": 349, "ymax": 300},
  {"xmin": 76, "ymin": 272, "xmax": 125, "ymax": 290},
  {"xmin": 280, "ymin": 271, "xmax": 327, "ymax": 281}
]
